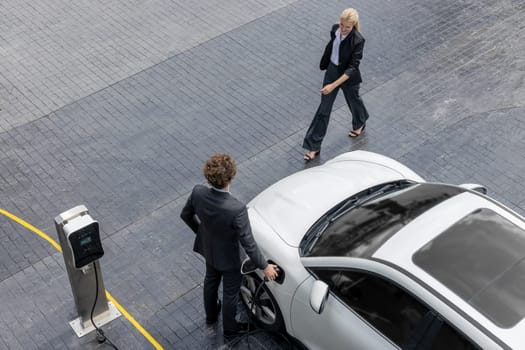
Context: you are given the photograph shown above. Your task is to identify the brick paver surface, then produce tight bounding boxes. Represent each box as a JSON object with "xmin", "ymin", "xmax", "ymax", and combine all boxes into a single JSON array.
[{"xmin": 1, "ymin": 0, "xmax": 524, "ymax": 349}]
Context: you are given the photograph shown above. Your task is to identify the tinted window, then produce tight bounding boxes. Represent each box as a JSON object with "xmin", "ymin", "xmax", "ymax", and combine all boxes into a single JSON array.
[
  {"xmin": 313, "ymin": 269, "xmax": 429, "ymax": 348},
  {"xmin": 413, "ymin": 208, "xmax": 525, "ymax": 328},
  {"xmin": 306, "ymin": 183, "xmax": 463, "ymax": 258},
  {"xmin": 430, "ymin": 322, "xmax": 479, "ymax": 350}
]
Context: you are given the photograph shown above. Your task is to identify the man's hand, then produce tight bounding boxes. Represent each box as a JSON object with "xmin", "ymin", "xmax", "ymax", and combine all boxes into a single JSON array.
[{"xmin": 263, "ymin": 264, "xmax": 278, "ymax": 281}]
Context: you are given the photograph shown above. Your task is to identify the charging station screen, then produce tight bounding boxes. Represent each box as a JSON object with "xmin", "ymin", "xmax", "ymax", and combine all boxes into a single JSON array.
[
  {"xmin": 68, "ymin": 222, "xmax": 104, "ymax": 268},
  {"xmin": 79, "ymin": 236, "xmax": 93, "ymax": 246}
]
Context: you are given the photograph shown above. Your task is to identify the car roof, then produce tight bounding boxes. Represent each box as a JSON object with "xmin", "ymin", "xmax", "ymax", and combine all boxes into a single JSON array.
[
  {"xmin": 374, "ymin": 191, "xmax": 525, "ymax": 349},
  {"xmin": 303, "ymin": 182, "xmax": 464, "ymax": 258}
]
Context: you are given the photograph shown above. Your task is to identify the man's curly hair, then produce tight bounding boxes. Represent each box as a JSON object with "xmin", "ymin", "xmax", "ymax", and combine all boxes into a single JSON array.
[{"xmin": 203, "ymin": 153, "xmax": 237, "ymax": 189}]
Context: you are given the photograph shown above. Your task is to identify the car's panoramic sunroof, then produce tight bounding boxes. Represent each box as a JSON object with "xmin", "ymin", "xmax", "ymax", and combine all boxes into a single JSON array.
[{"xmin": 413, "ymin": 208, "xmax": 525, "ymax": 328}]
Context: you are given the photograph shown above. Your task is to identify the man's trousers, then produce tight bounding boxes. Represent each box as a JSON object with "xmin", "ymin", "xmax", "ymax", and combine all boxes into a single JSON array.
[{"xmin": 203, "ymin": 263, "xmax": 242, "ymax": 332}]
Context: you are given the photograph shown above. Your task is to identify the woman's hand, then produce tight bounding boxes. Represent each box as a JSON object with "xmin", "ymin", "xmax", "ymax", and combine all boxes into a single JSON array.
[
  {"xmin": 320, "ymin": 83, "xmax": 335, "ymax": 95},
  {"xmin": 320, "ymin": 74, "xmax": 349, "ymax": 95}
]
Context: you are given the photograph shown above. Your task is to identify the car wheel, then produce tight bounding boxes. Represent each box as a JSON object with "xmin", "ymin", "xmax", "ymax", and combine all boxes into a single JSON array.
[{"xmin": 240, "ymin": 273, "xmax": 284, "ymax": 331}]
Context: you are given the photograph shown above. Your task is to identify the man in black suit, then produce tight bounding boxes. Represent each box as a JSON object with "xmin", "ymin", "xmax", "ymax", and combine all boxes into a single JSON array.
[
  {"xmin": 180, "ymin": 153, "xmax": 277, "ymax": 339},
  {"xmin": 303, "ymin": 8, "xmax": 370, "ymax": 162}
]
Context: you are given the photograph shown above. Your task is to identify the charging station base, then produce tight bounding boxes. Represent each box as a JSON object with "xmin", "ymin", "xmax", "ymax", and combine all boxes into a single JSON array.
[{"xmin": 69, "ymin": 301, "xmax": 122, "ymax": 338}]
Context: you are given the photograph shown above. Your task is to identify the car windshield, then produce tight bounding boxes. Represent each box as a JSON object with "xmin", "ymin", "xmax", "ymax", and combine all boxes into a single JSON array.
[{"xmin": 301, "ymin": 183, "xmax": 465, "ymax": 257}]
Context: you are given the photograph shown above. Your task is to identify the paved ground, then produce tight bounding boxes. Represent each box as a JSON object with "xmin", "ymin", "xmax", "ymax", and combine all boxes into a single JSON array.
[{"xmin": 1, "ymin": 0, "xmax": 525, "ymax": 349}]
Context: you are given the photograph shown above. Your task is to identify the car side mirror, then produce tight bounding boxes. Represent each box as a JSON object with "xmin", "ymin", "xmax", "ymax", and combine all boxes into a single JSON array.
[{"xmin": 310, "ymin": 280, "xmax": 329, "ymax": 314}]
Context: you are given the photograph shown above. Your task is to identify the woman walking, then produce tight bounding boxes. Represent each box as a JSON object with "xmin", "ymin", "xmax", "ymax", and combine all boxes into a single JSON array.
[{"xmin": 303, "ymin": 8, "xmax": 369, "ymax": 161}]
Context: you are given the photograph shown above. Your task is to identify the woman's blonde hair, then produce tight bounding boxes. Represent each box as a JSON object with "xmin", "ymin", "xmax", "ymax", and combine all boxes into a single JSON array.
[{"xmin": 340, "ymin": 8, "xmax": 360, "ymax": 32}]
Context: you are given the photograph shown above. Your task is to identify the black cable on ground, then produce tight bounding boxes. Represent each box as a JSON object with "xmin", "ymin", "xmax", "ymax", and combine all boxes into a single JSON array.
[
  {"xmin": 226, "ymin": 277, "xmax": 293, "ymax": 349},
  {"xmin": 91, "ymin": 263, "xmax": 119, "ymax": 350}
]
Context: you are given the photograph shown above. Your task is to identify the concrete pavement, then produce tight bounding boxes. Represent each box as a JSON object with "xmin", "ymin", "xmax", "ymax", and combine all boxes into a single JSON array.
[{"xmin": 1, "ymin": 0, "xmax": 525, "ymax": 348}]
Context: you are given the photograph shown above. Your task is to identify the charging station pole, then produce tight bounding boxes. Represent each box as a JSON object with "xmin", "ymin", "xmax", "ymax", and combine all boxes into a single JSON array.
[{"xmin": 55, "ymin": 205, "xmax": 120, "ymax": 337}]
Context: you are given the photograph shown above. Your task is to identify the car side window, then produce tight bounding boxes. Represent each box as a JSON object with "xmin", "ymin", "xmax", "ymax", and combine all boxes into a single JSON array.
[
  {"xmin": 430, "ymin": 321, "xmax": 479, "ymax": 350},
  {"xmin": 313, "ymin": 269, "xmax": 430, "ymax": 348}
]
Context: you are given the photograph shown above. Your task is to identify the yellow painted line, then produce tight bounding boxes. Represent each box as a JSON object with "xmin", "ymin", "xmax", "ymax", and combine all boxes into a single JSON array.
[
  {"xmin": 106, "ymin": 291, "xmax": 164, "ymax": 350},
  {"xmin": 0, "ymin": 208, "xmax": 164, "ymax": 350},
  {"xmin": 0, "ymin": 208, "xmax": 63, "ymax": 252}
]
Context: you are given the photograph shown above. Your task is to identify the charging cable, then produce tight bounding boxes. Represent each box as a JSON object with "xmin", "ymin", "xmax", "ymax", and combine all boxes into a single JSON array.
[
  {"xmin": 226, "ymin": 275, "xmax": 292, "ymax": 349},
  {"xmin": 91, "ymin": 263, "xmax": 119, "ymax": 349}
]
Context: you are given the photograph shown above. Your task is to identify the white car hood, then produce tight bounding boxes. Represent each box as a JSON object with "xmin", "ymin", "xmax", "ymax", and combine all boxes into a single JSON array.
[{"xmin": 248, "ymin": 151, "xmax": 423, "ymax": 247}]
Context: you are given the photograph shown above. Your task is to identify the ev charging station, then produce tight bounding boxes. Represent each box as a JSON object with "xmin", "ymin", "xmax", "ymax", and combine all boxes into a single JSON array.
[{"xmin": 55, "ymin": 205, "xmax": 121, "ymax": 337}]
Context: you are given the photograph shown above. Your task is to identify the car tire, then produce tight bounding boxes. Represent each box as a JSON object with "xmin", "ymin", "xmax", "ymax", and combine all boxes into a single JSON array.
[{"xmin": 240, "ymin": 273, "xmax": 284, "ymax": 332}]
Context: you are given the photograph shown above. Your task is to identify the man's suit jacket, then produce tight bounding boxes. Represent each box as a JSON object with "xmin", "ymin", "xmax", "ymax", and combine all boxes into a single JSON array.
[
  {"xmin": 319, "ymin": 24, "xmax": 365, "ymax": 85},
  {"xmin": 180, "ymin": 184, "xmax": 267, "ymax": 271}
]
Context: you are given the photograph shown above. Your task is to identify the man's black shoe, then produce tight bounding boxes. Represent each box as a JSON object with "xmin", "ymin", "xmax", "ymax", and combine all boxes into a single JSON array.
[
  {"xmin": 223, "ymin": 322, "xmax": 252, "ymax": 341},
  {"xmin": 205, "ymin": 300, "xmax": 221, "ymax": 325}
]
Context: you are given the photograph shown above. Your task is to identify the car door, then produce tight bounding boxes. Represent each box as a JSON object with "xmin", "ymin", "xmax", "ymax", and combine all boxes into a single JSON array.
[
  {"xmin": 290, "ymin": 273, "xmax": 398, "ymax": 350},
  {"xmin": 292, "ymin": 267, "xmax": 440, "ymax": 349},
  {"xmin": 291, "ymin": 257, "xmax": 498, "ymax": 350}
]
